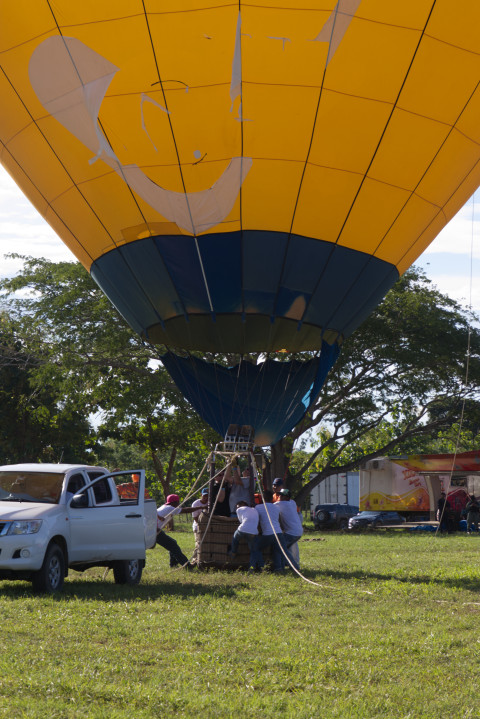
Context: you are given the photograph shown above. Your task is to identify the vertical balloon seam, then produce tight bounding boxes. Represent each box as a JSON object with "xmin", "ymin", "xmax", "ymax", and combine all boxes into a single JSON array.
[{"xmin": 141, "ymin": 0, "xmax": 217, "ymax": 332}]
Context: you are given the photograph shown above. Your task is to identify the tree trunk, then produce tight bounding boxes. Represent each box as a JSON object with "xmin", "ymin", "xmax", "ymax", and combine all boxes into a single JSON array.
[
  {"xmin": 152, "ymin": 451, "xmax": 168, "ymax": 498},
  {"xmin": 269, "ymin": 438, "xmax": 293, "ymax": 488}
]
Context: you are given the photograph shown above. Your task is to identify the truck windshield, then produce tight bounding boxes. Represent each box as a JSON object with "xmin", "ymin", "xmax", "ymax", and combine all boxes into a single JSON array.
[{"xmin": 0, "ymin": 471, "xmax": 64, "ymax": 504}]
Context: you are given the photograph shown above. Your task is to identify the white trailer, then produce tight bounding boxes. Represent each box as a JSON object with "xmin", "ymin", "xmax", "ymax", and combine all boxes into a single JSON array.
[{"xmin": 309, "ymin": 472, "xmax": 359, "ymax": 518}]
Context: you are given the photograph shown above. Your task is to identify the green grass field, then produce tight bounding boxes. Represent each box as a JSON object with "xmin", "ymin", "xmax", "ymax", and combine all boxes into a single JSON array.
[{"xmin": 1, "ymin": 525, "xmax": 479, "ymax": 718}]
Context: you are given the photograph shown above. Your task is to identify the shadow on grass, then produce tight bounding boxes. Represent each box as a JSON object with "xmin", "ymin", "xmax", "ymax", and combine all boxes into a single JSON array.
[
  {"xmin": 302, "ymin": 567, "xmax": 480, "ymax": 592},
  {"xmin": 0, "ymin": 575, "xmax": 249, "ymax": 601}
]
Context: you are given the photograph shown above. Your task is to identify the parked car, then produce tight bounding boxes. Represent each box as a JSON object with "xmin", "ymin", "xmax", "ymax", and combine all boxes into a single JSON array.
[
  {"xmin": 348, "ymin": 511, "xmax": 406, "ymax": 530},
  {"xmin": 312, "ymin": 503, "xmax": 359, "ymax": 530}
]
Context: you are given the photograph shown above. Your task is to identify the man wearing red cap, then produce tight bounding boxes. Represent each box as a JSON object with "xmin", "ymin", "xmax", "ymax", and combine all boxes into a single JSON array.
[{"xmin": 156, "ymin": 494, "xmax": 198, "ymax": 569}]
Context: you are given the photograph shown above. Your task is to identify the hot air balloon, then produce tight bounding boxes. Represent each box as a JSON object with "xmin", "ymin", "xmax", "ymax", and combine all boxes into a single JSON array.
[{"xmin": 1, "ymin": 1, "xmax": 480, "ymax": 446}]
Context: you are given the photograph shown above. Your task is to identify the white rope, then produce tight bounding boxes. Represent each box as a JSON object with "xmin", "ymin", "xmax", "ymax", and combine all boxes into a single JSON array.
[
  {"xmin": 159, "ymin": 449, "xmax": 322, "ymax": 586},
  {"xmin": 253, "ymin": 461, "xmax": 324, "ymax": 587}
]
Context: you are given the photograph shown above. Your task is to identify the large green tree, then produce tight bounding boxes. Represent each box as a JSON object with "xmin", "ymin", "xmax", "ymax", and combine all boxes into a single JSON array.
[
  {"xmin": 0, "ymin": 312, "xmax": 94, "ymax": 463},
  {"xmin": 0, "ymin": 255, "xmax": 219, "ymax": 495}
]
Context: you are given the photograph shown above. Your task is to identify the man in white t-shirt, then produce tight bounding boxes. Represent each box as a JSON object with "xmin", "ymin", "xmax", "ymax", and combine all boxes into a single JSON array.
[
  {"xmin": 156, "ymin": 494, "xmax": 198, "ymax": 569},
  {"xmin": 251, "ymin": 490, "xmax": 293, "ymax": 572},
  {"xmin": 228, "ymin": 501, "xmax": 259, "ymax": 560},
  {"xmin": 277, "ymin": 489, "xmax": 303, "ymax": 570}
]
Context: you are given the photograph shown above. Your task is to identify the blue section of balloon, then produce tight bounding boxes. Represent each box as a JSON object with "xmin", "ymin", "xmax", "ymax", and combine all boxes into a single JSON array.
[
  {"xmin": 161, "ymin": 341, "xmax": 340, "ymax": 446},
  {"xmin": 89, "ymin": 229, "xmax": 397, "ymax": 444},
  {"xmin": 91, "ymin": 230, "xmax": 398, "ymax": 352}
]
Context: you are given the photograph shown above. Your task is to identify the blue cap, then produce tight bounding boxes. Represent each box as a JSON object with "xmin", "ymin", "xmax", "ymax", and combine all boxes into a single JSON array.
[{"xmin": 201, "ymin": 488, "xmax": 209, "ymax": 495}]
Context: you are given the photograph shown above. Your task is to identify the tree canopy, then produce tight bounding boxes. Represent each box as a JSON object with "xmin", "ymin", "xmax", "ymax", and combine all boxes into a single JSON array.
[{"xmin": 2, "ymin": 255, "xmax": 480, "ymax": 506}]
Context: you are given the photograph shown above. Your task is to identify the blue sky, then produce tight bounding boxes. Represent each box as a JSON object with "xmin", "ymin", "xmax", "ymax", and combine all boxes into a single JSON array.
[{"xmin": 1, "ymin": 165, "xmax": 479, "ymax": 318}]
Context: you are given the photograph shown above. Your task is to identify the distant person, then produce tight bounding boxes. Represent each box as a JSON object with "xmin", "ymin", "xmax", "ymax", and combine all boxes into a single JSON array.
[
  {"xmin": 156, "ymin": 494, "xmax": 198, "ymax": 569},
  {"xmin": 228, "ymin": 464, "xmax": 251, "ymax": 516},
  {"xmin": 251, "ymin": 490, "xmax": 292, "ymax": 573},
  {"xmin": 210, "ymin": 471, "xmax": 231, "ymax": 517},
  {"xmin": 273, "ymin": 479, "xmax": 302, "ymax": 564},
  {"xmin": 272, "ymin": 477, "xmax": 284, "ymax": 503},
  {"xmin": 437, "ymin": 491, "xmax": 452, "ymax": 534},
  {"xmin": 191, "ymin": 488, "xmax": 209, "ymax": 561},
  {"xmin": 466, "ymin": 494, "xmax": 480, "ymax": 534}
]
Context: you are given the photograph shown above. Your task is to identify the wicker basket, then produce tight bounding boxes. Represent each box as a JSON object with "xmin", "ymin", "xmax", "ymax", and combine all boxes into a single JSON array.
[{"xmin": 196, "ymin": 513, "xmax": 251, "ymax": 569}]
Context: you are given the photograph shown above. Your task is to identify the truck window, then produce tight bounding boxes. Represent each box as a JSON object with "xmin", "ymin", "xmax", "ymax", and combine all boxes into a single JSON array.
[
  {"xmin": 66, "ymin": 473, "xmax": 85, "ymax": 496},
  {"xmin": 92, "ymin": 479, "xmax": 112, "ymax": 504},
  {"xmin": 86, "ymin": 472, "xmax": 113, "ymax": 505},
  {"xmin": 0, "ymin": 471, "xmax": 63, "ymax": 503}
]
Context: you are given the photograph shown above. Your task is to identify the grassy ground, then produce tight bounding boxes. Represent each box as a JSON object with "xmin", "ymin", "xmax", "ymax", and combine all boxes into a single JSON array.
[{"xmin": 1, "ymin": 524, "xmax": 480, "ymax": 718}]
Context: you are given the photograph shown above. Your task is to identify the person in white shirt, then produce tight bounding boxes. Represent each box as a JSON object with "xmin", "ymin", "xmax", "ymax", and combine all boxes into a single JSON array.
[
  {"xmin": 191, "ymin": 488, "xmax": 209, "ymax": 562},
  {"xmin": 251, "ymin": 490, "xmax": 292, "ymax": 572},
  {"xmin": 156, "ymin": 494, "xmax": 198, "ymax": 569},
  {"xmin": 277, "ymin": 488, "xmax": 303, "ymax": 570},
  {"xmin": 228, "ymin": 501, "xmax": 259, "ymax": 560}
]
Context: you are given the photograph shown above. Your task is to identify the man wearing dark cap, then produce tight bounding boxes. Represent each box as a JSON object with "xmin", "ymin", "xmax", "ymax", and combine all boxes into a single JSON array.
[
  {"xmin": 277, "ymin": 488, "xmax": 303, "ymax": 570},
  {"xmin": 272, "ymin": 477, "xmax": 284, "ymax": 503},
  {"xmin": 466, "ymin": 494, "xmax": 480, "ymax": 534}
]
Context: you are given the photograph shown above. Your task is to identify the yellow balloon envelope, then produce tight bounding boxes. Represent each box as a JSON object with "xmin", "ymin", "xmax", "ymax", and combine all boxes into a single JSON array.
[{"xmin": 1, "ymin": 0, "xmax": 480, "ymax": 357}]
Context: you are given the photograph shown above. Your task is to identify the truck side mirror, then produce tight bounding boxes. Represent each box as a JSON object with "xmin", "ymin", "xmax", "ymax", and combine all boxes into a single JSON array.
[{"xmin": 70, "ymin": 492, "xmax": 88, "ymax": 508}]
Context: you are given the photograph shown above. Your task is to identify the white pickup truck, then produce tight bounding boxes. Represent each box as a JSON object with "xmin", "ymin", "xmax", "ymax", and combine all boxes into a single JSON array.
[{"xmin": 0, "ymin": 464, "xmax": 158, "ymax": 592}]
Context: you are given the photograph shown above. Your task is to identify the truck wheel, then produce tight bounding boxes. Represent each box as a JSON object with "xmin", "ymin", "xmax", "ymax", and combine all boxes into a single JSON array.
[
  {"xmin": 113, "ymin": 559, "xmax": 143, "ymax": 585},
  {"xmin": 316, "ymin": 510, "xmax": 330, "ymax": 523},
  {"xmin": 32, "ymin": 543, "xmax": 65, "ymax": 593}
]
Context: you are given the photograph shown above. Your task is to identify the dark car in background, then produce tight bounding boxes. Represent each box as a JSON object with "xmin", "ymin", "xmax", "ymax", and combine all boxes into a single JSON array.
[
  {"xmin": 348, "ymin": 511, "xmax": 406, "ymax": 530},
  {"xmin": 312, "ymin": 503, "xmax": 359, "ymax": 530}
]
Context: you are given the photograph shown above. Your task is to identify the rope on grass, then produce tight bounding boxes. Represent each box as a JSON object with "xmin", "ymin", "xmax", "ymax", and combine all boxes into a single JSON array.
[
  {"xmin": 158, "ymin": 450, "xmax": 334, "ymax": 588},
  {"xmin": 253, "ymin": 463, "xmax": 325, "ymax": 587}
]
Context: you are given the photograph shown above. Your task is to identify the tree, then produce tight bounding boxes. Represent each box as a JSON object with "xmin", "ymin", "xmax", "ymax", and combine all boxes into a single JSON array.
[
  {"xmin": 0, "ymin": 255, "xmax": 219, "ymax": 494},
  {"xmin": 268, "ymin": 269, "xmax": 480, "ymax": 506},
  {"xmin": 0, "ymin": 312, "xmax": 94, "ymax": 463}
]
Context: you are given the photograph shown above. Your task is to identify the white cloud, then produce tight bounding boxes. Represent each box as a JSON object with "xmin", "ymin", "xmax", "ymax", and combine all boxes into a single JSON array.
[
  {"xmin": 421, "ymin": 199, "xmax": 480, "ymax": 260},
  {"xmin": 413, "ymin": 194, "xmax": 480, "ymax": 314},
  {"xmin": 0, "ymin": 169, "xmax": 76, "ymax": 278}
]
